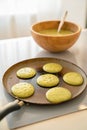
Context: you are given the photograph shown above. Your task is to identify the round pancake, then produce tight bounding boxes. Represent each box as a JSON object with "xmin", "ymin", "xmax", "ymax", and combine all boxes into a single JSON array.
[
  {"xmin": 43, "ymin": 62, "xmax": 63, "ymax": 73},
  {"xmin": 46, "ymin": 87, "xmax": 72, "ymax": 103},
  {"xmin": 63, "ymin": 72, "xmax": 83, "ymax": 86},
  {"xmin": 16, "ymin": 67, "xmax": 36, "ymax": 79},
  {"xmin": 11, "ymin": 82, "xmax": 35, "ymax": 98},
  {"xmin": 37, "ymin": 74, "xmax": 59, "ymax": 87}
]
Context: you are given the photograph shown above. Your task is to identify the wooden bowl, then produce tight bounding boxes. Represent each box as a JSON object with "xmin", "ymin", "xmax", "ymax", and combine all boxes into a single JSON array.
[{"xmin": 31, "ymin": 20, "xmax": 81, "ymax": 52}]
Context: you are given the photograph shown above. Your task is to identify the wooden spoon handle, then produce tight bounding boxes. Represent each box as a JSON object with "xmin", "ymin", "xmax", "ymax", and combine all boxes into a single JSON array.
[{"xmin": 58, "ymin": 11, "xmax": 68, "ymax": 32}]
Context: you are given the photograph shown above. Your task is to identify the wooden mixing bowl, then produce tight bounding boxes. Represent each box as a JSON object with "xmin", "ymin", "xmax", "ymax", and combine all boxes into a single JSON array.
[{"xmin": 31, "ymin": 20, "xmax": 81, "ymax": 52}]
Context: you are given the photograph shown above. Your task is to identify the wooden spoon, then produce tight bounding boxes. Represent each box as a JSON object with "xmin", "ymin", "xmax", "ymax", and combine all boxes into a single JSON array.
[{"xmin": 57, "ymin": 11, "xmax": 68, "ymax": 32}]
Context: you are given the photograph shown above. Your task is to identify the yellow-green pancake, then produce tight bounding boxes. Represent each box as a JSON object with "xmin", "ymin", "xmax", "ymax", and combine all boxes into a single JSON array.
[
  {"xmin": 37, "ymin": 74, "xmax": 59, "ymax": 87},
  {"xmin": 16, "ymin": 67, "xmax": 36, "ymax": 79},
  {"xmin": 63, "ymin": 72, "xmax": 83, "ymax": 86},
  {"xmin": 46, "ymin": 87, "xmax": 72, "ymax": 103},
  {"xmin": 11, "ymin": 82, "xmax": 35, "ymax": 98},
  {"xmin": 43, "ymin": 62, "xmax": 63, "ymax": 73}
]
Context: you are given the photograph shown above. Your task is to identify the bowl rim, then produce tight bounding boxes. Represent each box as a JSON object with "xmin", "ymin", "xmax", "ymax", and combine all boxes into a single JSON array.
[{"xmin": 31, "ymin": 20, "xmax": 81, "ymax": 37}]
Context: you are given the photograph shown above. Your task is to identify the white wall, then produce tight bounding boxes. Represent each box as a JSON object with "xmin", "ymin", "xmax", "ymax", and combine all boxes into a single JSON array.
[
  {"xmin": 0, "ymin": 0, "xmax": 86, "ymax": 39},
  {"xmin": 61, "ymin": 0, "xmax": 87, "ymax": 28}
]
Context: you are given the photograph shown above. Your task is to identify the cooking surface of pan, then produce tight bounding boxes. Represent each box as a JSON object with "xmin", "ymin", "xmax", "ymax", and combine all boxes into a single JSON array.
[{"xmin": 2, "ymin": 57, "xmax": 87, "ymax": 104}]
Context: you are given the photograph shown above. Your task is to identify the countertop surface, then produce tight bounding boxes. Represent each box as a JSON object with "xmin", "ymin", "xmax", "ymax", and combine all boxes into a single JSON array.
[{"xmin": 0, "ymin": 29, "xmax": 87, "ymax": 130}]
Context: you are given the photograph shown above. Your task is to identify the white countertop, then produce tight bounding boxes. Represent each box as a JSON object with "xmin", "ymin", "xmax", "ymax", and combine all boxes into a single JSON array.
[{"xmin": 0, "ymin": 29, "xmax": 87, "ymax": 130}]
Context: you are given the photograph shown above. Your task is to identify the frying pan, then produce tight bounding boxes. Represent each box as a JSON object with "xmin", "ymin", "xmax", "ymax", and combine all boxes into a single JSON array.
[{"xmin": 0, "ymin": 57, "xmax": 87, "ymax": 120}]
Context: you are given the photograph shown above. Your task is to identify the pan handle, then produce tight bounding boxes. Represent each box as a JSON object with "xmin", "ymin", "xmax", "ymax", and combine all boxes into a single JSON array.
[{"xmin": 0, "ymin": 100, "xmax": 24, "ymax": 121}]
